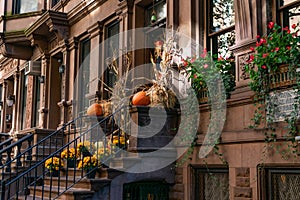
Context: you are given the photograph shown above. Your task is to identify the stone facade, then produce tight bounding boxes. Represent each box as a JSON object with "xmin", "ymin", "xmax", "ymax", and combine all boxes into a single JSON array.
[{"xmin": 0, "ymin": 0, "xmax": 300, "ymax": 199}]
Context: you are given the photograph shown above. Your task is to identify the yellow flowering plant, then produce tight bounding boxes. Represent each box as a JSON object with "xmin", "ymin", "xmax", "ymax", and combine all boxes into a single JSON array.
[
  {"xmin": 77, "ymin": 141, "xmax": 95, "ymax": 155},
  {"xmin": 44, "ymin": 157, "xmax": 64, "ymax": 171},
  {"xmin": 60, "ymin": 148, "xmax": 79, "ymax": 160},
  {"xmin": 77, "ymin": 155, "xmax": 98, "ymax": 171}
]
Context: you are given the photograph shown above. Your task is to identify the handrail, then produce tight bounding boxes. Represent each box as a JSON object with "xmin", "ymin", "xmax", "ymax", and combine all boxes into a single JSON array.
[{"xmin": 1, "ymin": 105, "xmax": 128, "ymax": 200}]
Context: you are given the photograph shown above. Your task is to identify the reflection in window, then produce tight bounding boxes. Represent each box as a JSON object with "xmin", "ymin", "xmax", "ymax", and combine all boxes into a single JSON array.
[
  {"xmin": 209, "ymin": 0, "xmax": 235, "ymax": 59},
  {"xmin": 13, "ymin": 0, "xmax": 38, "ymax": 14},
  {"xmin": 104, "ymin": 21, "xmax": 119, "ymax": 98},
  {"xmin": 211, "ymin": 0, "xmax": 235, "ymax": 32},
  {"xmin": 146, "ymin": 0, "xmax": 166, "ymax": 26},
  {"xmin": 277, "ymin": 0, "xmax": 300, "ymax": 28}
]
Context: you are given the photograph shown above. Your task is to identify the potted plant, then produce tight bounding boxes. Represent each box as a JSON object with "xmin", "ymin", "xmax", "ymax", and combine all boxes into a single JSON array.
[
  {"xmin": 244, "ymin": 22, "xmax": 300, "ymax": 158},
  {"xmin": 77, "ymin": 155, "xmax": 98, "ymax": 178},
  {"xmin": 77, "ymin": 141, "xmax": 95, "ymax": 157},
  {"xmin": 44, "ymin": 157, "xmax": 64, "ymax": 177},
  {"xmin": 183, "ymin": 49, "xmax": 236, "ymax": 102},
  {"xmin": 60, "ymin": 148, "xmax": 78, "ymax": 168}
]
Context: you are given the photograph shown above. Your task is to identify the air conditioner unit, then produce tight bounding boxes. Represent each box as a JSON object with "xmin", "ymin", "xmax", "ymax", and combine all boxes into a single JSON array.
[{"xmin": 24, "ymin": 61, "xmax": 41, "ymax": 76}]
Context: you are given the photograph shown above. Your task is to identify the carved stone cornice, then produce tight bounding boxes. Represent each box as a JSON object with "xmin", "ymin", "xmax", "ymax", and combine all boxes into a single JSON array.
[{"xmin": 25, "ymin": 10, "xmax": 69, "ymax": 50}]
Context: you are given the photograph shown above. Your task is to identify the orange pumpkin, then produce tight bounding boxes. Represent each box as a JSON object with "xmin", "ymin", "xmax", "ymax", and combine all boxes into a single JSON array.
[
  {"xmin": 87, "ymin": 103, "xmax": 103, "ymax": 116},
  {"xmin": 132, "ymin": 91, "xmax": 150, "ymax": 106}
]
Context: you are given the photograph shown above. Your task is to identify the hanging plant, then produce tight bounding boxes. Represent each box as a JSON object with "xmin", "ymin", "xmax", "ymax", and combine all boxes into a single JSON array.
[{"xmin": 245, "ymin": 22, "xmax": 300, "ymax": 160}]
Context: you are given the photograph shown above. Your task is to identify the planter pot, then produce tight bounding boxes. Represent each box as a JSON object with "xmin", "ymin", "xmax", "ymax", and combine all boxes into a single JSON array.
[
  {"xmin": 48, "ymin": 170, "xmax": 59, "ymax": 177},
  {"xmin": 67, "ymin": 159, "xmax": 77, "ymax": 168},
  {"xmin": 86, "ymin": 169, "xmax": 96, "ymax": 179},
  {"xmin": 129, "ymin": 106, "xmax": 180, "ymax": 152}
]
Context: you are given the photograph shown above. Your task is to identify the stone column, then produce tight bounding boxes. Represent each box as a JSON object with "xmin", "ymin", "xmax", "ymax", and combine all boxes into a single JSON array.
[
  {"xmin": 57, "ymin": 41, "xmax": 71, "ymax": 126},
  {"xmin": 230, "ymin": 0, "xmax": 261, "ymax": 98},
  {"xmin": 39, "ymin": 55, "xmax": 49, "ymax": 128}
]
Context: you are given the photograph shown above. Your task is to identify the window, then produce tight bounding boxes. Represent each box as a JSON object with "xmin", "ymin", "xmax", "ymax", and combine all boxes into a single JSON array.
[
  {"xmin": 52, "ymin": 0, "xmax": 60, "ymax": 7},
  {"xmin": 208, "ymin": 0, "xmax": 235, "ymax": 59},
  {"xmin": 0, "ymin": 84, "xmax": 2, "ymax": 128},
  {"xmin": 276, "ymin": 0, "xmax": 300, "ymax": 28},
  {"xmin": 13, "ymin": 0, "xmax": 38, "ymax": 14},
  {"xmin": 123, "ymin": 181, "xmax": 169, "ymax": 200},
  {"xmin": 104, "ymin": 21, "xmax": 119, "ymax": 98},
  {"xmin": 20, "ymin": 73, "xmax": 27, "ymax": 130},
  {"xmin": 79, "ymin": 39, "xmax": 91, "ymax": 110},
  {"xmin": 260, "ymin": 167, "xmax": 300, "ymax": 200},
  {"xmin": 145, "ymin": 0, "xmax": 167, "ymax": 27},
  {"xmin": 32, "ymin": 77, "xmax": 40, "ymax": 127},
  {"xmin": 192, "ymin": 167, "xmax": 229, "ymax": 200}
]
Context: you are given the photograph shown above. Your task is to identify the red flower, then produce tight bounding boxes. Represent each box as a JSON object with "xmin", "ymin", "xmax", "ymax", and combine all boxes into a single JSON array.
[
  {"xmin": 191, "ymin": 57, "xmax": 196, "ymax": 63},
  {"xmin": 218, "ymin": 56, "xmax": 224, "ymax": 61},
  {"xmin": 250, "ymin": 47, "xmax": 255, "ymax": 52},
  {"xmin": 203, "ymin": 64, "xmax": 209, "ymax": 69},
  {"xmin": 262, "ymin": 53, "xmax": 268, "ymax": 58},
  {"xmin": 193, "ymin": 74, "xmax": 198, "ymax": 79},
  {"xmin": 248, "ymin": 55, "xmax": 254, "ymax": 63},
  {"xmin": 261, "ymin": 65, "xmax": 267, "ymax": 69},
  {"xmin": 286, "ymin": 46, "xmax": 291, "ymax": 50},
  {"xmin": 292, "ymin": 24, "xmax": 297, "ymax": 29},
  {"xmin": 256, "ymin": 41, "xmax": 261, "ymax": 47},
  {"xmin": 200, "ymin": 48, "xmax": 208, "ymax": 58},
  {"xmin": 256, "ymin": 35, "xmax": 260, "ymax": 39},
  {"xmin": 282, "ymin": 26, "xmax": 289, "ymax": 31},
  {"xmin": 287, "ymin": 30, "xmax": 291, "ymax": 34},
  {"xmin": 275, "ymin": 47, "xmax": 280, "ymax": 52},
  {"xmin": 260, "ymin": 38, "xmax": 267, "ymax": 44},
  {"xmin": 182, "ymin": 59, "xmax": 188, "ymax": 67},
  {"xmin": 268, "ymin": 22, "xmax": 275, "ymax": 29}
]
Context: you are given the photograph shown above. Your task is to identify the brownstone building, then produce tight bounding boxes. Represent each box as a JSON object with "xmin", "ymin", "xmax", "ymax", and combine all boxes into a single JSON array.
[{"xmin": 0, "ymin": 0, "xmax": 299, "ymax": 199}]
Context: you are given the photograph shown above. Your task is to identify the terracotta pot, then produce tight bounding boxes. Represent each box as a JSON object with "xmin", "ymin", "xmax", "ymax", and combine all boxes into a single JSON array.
[
  {"xmin": 132, "ymin": 91, "xmax": 150, "ymax": 106},
  {"xmin": 87, "ymin": 103, "xmax": 103, "ymax": 116}
]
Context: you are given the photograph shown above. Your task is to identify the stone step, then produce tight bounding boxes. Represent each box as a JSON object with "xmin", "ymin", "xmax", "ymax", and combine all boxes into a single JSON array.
[
  {"xmin": 28, "ymin": 185, "xmax": 95, "ymax": 200},
  {"xmin": 43, "ymin": 176, "xmax": 111, "ymax": 190}
]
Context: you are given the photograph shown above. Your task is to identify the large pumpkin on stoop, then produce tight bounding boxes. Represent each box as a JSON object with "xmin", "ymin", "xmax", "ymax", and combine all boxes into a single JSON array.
[
  {"xmin": 132, "ymin": 91, "xmax": 150, "ymax": 106},
  {"xmin": 87, "ymin": 103, "xmax": 103, "ymax": 116}
]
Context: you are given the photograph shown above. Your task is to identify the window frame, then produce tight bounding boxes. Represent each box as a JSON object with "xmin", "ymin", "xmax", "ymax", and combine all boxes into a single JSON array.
[
  {"xmin": 259, "ymin": 166, "xmax": 300, "ymax": 200},
  {"xmin": 191, "ymin": 165, "xmax": 230, "ymax": 200},
  {"xmin": 276, "ymin": 0, "xmax": 300, "ymax": 27},
  {"xmin": 207, "ymin": 0, "xmax": 235, "ymax": 58},
  {"xmin": 12, "ymin": 0, "xmax": 39, "ymax": 15},
  {"xmin": 103, "ymin": 21, "xmax": 120, "ymax": 99}
]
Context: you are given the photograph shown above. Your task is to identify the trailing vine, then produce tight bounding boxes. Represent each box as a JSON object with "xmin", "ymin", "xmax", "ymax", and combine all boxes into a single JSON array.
[{"xmin": 245, "ymin": 22, "xmax": 300, "ymax": 161}]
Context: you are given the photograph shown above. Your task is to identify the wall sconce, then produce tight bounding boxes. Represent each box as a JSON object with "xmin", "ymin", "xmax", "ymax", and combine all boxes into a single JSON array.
[
  {"xmin": 39, "ymin": 75, "xmax": 45, "ymax": 83},
  {"xmin": 6, "ymin": 95, "xmax": 15, "ymax": 107},
  {"xmin": 0, "ymin": 101, "xmax": 3, "ymax": 111}
]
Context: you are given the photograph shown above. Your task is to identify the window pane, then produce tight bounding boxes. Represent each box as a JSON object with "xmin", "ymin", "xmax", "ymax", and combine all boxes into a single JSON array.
[
  {"xmin": 106, "ymin": 22, "xmax": 119, "ymax": 91},
  {"xmin": 80, "ymin": 39, "xmax": 91, "ymax": 109},
  {"xmin": 284, "ymin": 5, "xmax": 300, "ymax": 27},
  {"xmin": 211, "ymin": 30, "xmax": 235, "ymax": 59},
  {"xmin": 146, "ymin": 0, "xmax": 167, "ymax": 26},
  {"xmin": 21, "ymin": 75, "xmax": 28, "ymax": 129},
  {"xmin": 193, "ymin": 168, "xmax": 229, "ymax": 200},
  {"xmin": 211, "ymin": 0, "xmax": 235, "ymax": 33},
  {"xmin": 19, "ymin": 0, "xmax": 38, "ymax": 13}
]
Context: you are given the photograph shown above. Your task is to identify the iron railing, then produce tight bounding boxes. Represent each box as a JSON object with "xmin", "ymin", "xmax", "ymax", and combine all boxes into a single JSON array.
[{"xmin": 0, "ymin": 105, "xmax": 128, "ymax": 199}]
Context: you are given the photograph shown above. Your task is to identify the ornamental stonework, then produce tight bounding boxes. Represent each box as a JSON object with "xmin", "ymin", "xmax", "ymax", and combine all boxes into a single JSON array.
[{"xmin": 239, "ymin": 54, "xmax": 253, "ymax": 80}]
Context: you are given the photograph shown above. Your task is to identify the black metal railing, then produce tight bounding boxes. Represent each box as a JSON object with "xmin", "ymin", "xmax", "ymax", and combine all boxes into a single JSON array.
[{"xmin": 0, "ymin": 105, "xmax": 128, "ymax": 199}]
